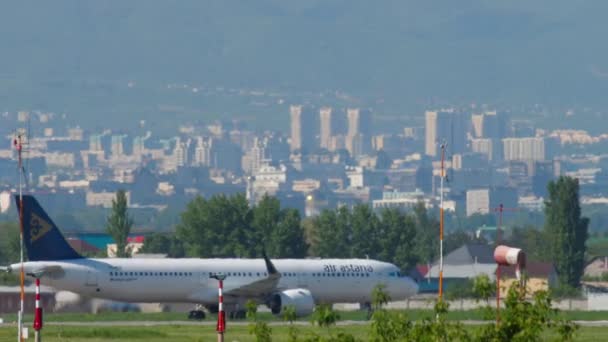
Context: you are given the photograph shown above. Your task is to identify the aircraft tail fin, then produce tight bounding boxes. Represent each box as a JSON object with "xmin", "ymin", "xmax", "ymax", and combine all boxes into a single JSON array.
[{"xmin": 15, "ymin": 195, "xmax": 83, "ymax": 261}]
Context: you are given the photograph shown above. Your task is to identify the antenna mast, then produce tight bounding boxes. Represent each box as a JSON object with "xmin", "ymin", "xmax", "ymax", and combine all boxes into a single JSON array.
[
  {"xmin": 438, "ymin": 142, "xmax": 446, "ymax": 301},
  {"xmin": 13, "ymin": 133, "xmax": 25, "ymax": 342}
]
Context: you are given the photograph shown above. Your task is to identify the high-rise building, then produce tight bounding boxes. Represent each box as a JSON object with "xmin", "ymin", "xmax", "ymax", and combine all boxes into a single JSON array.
[
  {"xmin": 173, "ymin": 138, "xmax": 193, "ymax": 167},
  {"xmin": 347, "ymin": 108, "xmax": 371, "ymax": 137},
  {"xmin": 425, "ymin": 109, "xmax": 467, "ymax": 157},
  {"xmin": 502, "ymin": 137, "xmax": 545, "ymax": 161},
  {"xmin": 194, "ymin": 137, "xmax": 212, "ymax": 167},
  {"xmin": 471, "ymin": 138, "xmax": 493, "ymax": 161},
  {"xmin": 111, "ymin": 135, "xmax": 128, "ymax": 157},
  {"xmin": 290, "ymin": 105, "xmax": 315, "ymax": 153},
  {"xmin": 319, "ymin": 107, "xmax": 334, "ymax": 149},
  {"xmin": 471, "ymin": 111, "xmax": 509, "ymax": 160},
  {"xmin": 242, "ymin": 138, "xmax": 267, "ymax": 175},
  {"xmin": 346, "ymin": 108, "xmax": 372, "ymax": 157}
]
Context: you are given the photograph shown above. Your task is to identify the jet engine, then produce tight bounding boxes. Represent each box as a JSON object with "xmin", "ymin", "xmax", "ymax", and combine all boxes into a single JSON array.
[{"xmin": 268, "ymin": 288, "xmax": 314, "ymax": 317}]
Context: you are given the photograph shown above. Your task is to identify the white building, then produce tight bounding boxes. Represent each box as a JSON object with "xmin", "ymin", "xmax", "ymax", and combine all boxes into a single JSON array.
[
  {"xmin": 502, "ymin": 137, "xmax": 545, "ymax": 161},
  {"xmin": 466, "ymin": 189, "xmax": 490, "ymax": 216}
]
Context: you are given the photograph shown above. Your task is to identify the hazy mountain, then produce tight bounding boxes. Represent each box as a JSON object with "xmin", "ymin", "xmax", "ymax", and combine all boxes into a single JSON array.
[{"xmin": 1, "ymin": 1, "xmax": 607, "ymax": 125}]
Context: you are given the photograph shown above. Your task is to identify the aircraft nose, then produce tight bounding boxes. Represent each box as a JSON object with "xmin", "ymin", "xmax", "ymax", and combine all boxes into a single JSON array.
[{"xmin": 405, "ymin": 277, "xmax": 419, "ymax": 296}]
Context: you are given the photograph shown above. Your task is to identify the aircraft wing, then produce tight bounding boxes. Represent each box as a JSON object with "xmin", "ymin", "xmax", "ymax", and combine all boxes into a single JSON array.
[{"xmin": 223, "ymin": 253, "xmax": 282, "ymax": 299}]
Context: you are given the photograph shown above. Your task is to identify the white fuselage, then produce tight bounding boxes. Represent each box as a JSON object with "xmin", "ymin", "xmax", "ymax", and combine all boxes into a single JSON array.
[{"xmin": 13, "ymin": 258, "xmax": 418, "ymax": 306}]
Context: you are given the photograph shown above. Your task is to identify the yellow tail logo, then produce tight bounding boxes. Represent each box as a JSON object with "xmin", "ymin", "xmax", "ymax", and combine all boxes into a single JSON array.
[{"xmin": 30, "ymin": 212, "xmax": 52, "ymax": 243}]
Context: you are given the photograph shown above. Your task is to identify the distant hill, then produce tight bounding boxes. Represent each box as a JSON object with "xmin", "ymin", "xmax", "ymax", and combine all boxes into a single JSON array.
[{"xmin": 1, "ymin": 1, "xmax": 607, "ymax": 127}]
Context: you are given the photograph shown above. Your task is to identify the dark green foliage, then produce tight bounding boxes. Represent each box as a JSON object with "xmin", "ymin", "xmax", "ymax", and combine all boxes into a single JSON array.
[
  {"xmin": 350, "ymin": 204, "xmax": 381, "ymax": 258},
  {"xmin": 139, "ymin": 233, "xmax": 185, "ymax": 258},
  {"xmin": 311, "ymin": 207, "xmax": 352, "ymax": 258},
  {"xmin": 0, "ymin": 221, "xmax": 20, "ymax": 264},
  {"xmin": 310, "ymin": 201, "xmax": 453, "ymax": 271},
  {"xmin": 443, "ymin": 229, "xmax": 477, "ymax": 255},
  {"xmin": 377, "ymin": 209, "xmax": 417, "ymax": 271},
  {"xmin": 282, "ymin": 305, "xmax": 298, "ymax": 342},
  {"xmin": 311, "ymin": 304, "xmax": 340, "ymax": 329},
  {"xmin": 247, "ymin": 299, "xmax": 272, "ymax": 342},
  {"xmin": 177, "ymin": 194, "xmax": 253, "ymax": 257},
  {"xmin": 177, "ymin": 194, "xmax": 307, "ymax": 258},
  {"xmin": 105, "ymin": 190, "xmax": 133, "ymax": 258},
  {"xmin": 472, "ymin": 274, "xmax": 494, "ymax": 304},
  {"xmin": 371, "ymin": 284, "xmax": 391, "ymax": 311},
  {"xmin": 272, "ymin": 209, "xmax": 308, "ymax": 258},
  {"xmin": 413, "ymin": 203, "xmax": 439, "ymax": 265},
  {"xmin": 371, "ymin": 299, "xmax": 470, "ymax": 342},
  {"xmin": 475, "ymin": 283, "xmax": 578, "ymax": 341},
  {"xmin": 544, "ymin": 176, "xmax": 589, "ymax": 288},
  {"xmin": 444, "ymin": 279, "xmax": 476, "ymax": 300},
  {"xmin": 504, "ymin": 226, "xmax": 549, "ymax": 262}
]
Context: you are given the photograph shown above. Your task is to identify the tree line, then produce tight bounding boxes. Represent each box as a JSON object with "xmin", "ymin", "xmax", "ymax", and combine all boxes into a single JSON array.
[
  {"xmin": 0, "ymin": 176, "xmax": 591, "ymax": 291},
  {"xmin": 141, "ymin": 176, "xmax": 590, "ymax": 290},
  {"xmin": 142, "ymin": 193, "xmax": 481, "ymax": 272}
]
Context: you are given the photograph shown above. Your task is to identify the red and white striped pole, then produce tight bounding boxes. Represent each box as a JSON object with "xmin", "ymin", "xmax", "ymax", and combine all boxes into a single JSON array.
[
  {"xmin": 33, "ymin": 277, "xmax": 43, "ymax": 342},
  {"xmin": 211, "ymin": 274, "xmax": 227, "ymax": 342}
]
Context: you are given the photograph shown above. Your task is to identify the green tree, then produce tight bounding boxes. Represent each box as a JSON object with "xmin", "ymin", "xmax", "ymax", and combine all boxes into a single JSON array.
[
  {"xmin": 350, "ymin": 204, "xmax": 380, "ymax": 258},
  {"xmin": 443, "ymin": 230, "xmax": 476, "ymax": 255},
  {"xmin": 371, "ymin": 284, "xmax": 391, "ymax": 311},
  {"xmin": 177, "ymin": 194, "xmax": 253, "ymax": 258},
  {"xmin": 413, "ymin": 202, "xmax": 439, "ymax": 265},
  {"xmin": 505, "ymin": 226, "xmax": 548, "ymax": 262},
  {"xmin": 140, "ymin": 233, "xmax": 185, "ymax": 258},
  {"xmin": 106, "ymin": 190, "xmax": 133, "ymax": 258},
  {"xmin": 472, "ymin": 274, "xmax": 494, "ymax": 305},
  {"xmin": 252, "ymin": 195, "xmax": 281, "ymax": 255},
  {"xmin": 269, "ymin": 209, "xmax": 308, "ymax": 258},
  {"xmin": 246, "ymin": 299, "xmax": 272, "ymax": 342},
  {"xmin": 311, "ymin": 207, "xmax": 351, "ymax": 258},
  {"xmin": 282, "ymin": 305, "xmax": 298, "ymax": 342},
  {"xmin": 476, "ymin": 283, "xmax": 578, "ymax": 341},
  {"xmin": 311, "ymin": 303, "xmax": 340, "ymax": 330},
  {"xmin": 0, "ymin": 222, "xmax": 20, "ymax": 264},
  {"xmin": 377, "ymin": 208, "xmax": 417, "ymax": 271},
  {"xmin": 544, "ymin": 176, "xmax": 589, "ymax": 288}
]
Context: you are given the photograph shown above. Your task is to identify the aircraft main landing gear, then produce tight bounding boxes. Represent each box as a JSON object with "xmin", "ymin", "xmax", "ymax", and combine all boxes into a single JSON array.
[
  {"xmin": 188, "ymin": 304, "xmax": 206, "ymax": 320},
  {"xmin": 188, "ymin": 310, "xmax": 206, "ymax": 320}
]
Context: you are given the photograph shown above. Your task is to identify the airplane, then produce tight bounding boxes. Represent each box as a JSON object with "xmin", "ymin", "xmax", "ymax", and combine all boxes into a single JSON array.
[{"xmin": 1, "ymin": 195, "xmax": 418, "ymax": 318}]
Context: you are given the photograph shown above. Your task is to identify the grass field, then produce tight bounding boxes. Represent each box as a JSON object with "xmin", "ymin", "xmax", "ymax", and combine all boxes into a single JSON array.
[
  {"xmin": 3, "ymin": 309, "xmax": 608, "ymax": 324},
  {"xmin": 2, "ymin": 324, "xmax": 608, "ymax": 341},
  {"xmin": 3, "ymin": 309, "xmax": 608, "ymax": 341}
]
